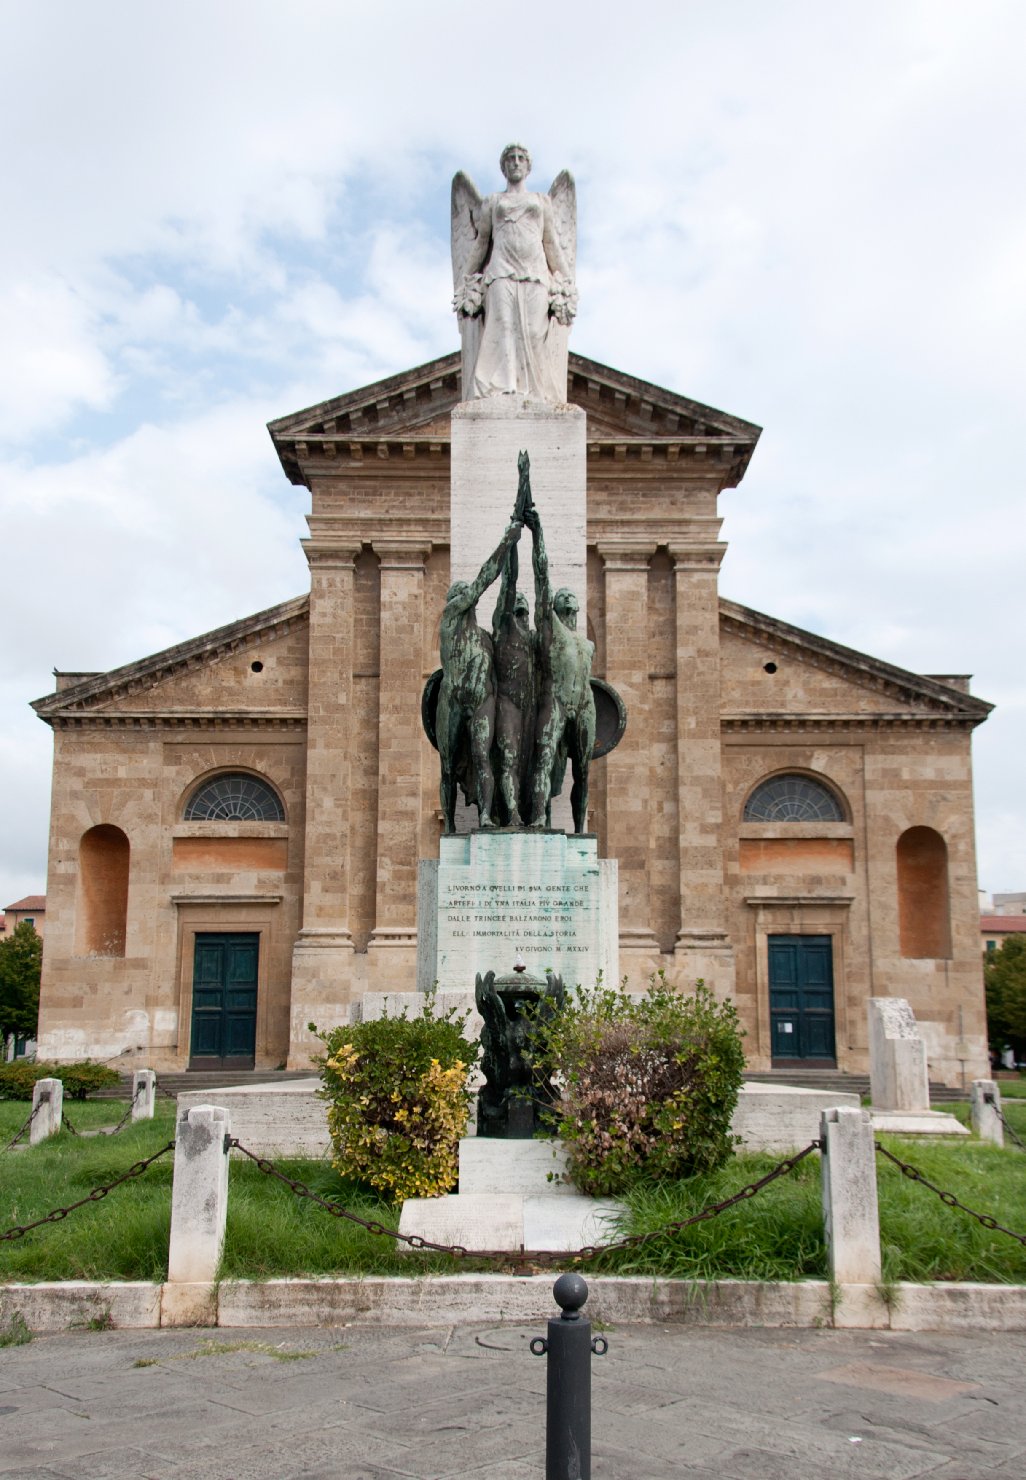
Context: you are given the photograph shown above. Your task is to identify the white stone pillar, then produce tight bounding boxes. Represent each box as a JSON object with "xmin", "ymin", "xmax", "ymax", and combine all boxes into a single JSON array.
[
  {"xmin": 867, "ymin": 998, "xmax": 930, "ymax": 1112},
  {"xmin": 132, "ymin": 1069, "xmax": 156, "ymax": 1121},
  {"xmin": 168, "ymin": 1104, "xmax": 231, "ymax": 1284},
  {"xmin": 450, "ymin": 400, "xmax": 587, "ymax": 626},
  {"xmin": 30, "ymin": 1076, "xmax": 63, "ymax": 1144},
  {"xmin": 820, "ymin": 1106, "xmax": 881, "ymax": 1286},
  {"xmin": 971, "ymin": 1078, "xmax": 1003, "ymax": 1147}
]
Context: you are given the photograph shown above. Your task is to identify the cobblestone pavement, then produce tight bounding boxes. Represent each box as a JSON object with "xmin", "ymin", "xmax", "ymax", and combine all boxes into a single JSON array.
[{"xmin": 1, "ymin": 1320, "xmax": 1024, "ymax": 1478}]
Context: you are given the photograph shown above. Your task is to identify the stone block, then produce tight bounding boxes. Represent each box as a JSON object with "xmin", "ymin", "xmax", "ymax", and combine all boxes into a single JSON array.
[
  {"xmin": 970, "ymin": 1078, "xmax": 1003, "ymax": 1146},
  {"xmin": 870, "ymin": 1108, "xmax": 968, "ymax": 1136},
  {"xmin": 868, "ymin": 997, "xmax": 930, "ymax": 1111},
  {"xmin": 450, "ymin": 400, "xmax": 587, "ymax": 625},
  {"xmin": 423, "ymin": 830, "xmax": 618, "ymax": 992},
  {"xmin": 820, "ymin": 1106, "xmax": 881, "ymax": 1286},
  {"xmin": 30, "ymin": 1076, "xmax": 62, "ymax": 1144},
  {"xmin": 159, "ymin": 1282, "xmax": 218, "ymax": 1328},
  {"xmin": 132, "ymin": 1068, "xmax": 156, "ymax": 1120},
  {"xmin": 733, "ymin": 1083, "xmax": 860, "ymax": 1152},
  {"xmin": 0, "ymin": 1281, "xmax": 161, "ymax": 1333},
  {"xmin": 168, "ymin": 1104, "xmax": 231, "ymax": 1285},
  {"xmin": 176, "ymin": 1080, "xmax": 329, "ymax": 1159},
  {"xmin": 458, "ymin": 1137, "xmax": 571, "ymax": 1195}
]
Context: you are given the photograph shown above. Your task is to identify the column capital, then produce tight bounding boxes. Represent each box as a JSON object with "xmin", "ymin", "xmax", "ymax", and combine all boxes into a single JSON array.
[
  {"xmin": 371, "ymin": 539, "xmax": 432, "ymax": 570},
  {"xmin": 668, "ymin": 541, "xmax": 728, "ymax": 572},
  {"xmin": 301, "ymin": 539, "xmax": 360, "ymax": 571},
  {"xmin": 595, "ymin": 540, "xmax": 656, "ymax": 571}
]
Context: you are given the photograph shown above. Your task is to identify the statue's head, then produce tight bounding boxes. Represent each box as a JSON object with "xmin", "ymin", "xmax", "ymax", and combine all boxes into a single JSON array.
[
  {"xmin": 500, "ymin": 142, "xmax": 531, "ymax": 182},
  {"xmin": 446, "ymin": 579, "xmax": 472, "ymax": 606},
  {"xmin": 514, "ymin": 591, "xmax": 530, "ymax": 622},
  {"xmin": 553, "ymin": 588, "xmax": 579, "ymax": 630}
]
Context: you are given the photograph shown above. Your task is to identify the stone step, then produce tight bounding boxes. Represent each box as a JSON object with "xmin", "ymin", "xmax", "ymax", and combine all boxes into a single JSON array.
[
  {"xmin": 93, "ymin": 1069, "xmax": 315, "ymax": 1100},
  {"xmin": 743, "ymin": 1070, "xmax": 966, "ymax": 1103}
]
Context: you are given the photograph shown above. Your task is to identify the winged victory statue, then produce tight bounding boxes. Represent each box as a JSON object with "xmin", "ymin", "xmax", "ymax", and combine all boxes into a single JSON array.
[{"xmin": 451, "ymin": 143, "xmax": 577, "ymax": 405}]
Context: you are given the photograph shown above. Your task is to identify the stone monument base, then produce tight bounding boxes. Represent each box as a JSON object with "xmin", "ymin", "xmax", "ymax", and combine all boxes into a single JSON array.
[
  {"xmin": 417, "ymin": 829, "xmax": 618, "ymax": 992},
  {"xmin": 870, "ymin": 1109, "xmax": 969, "ymax": 1137},
  {"xmin": 398, "ymin": 1135, "xmax": 623, "ymax": 1254}
]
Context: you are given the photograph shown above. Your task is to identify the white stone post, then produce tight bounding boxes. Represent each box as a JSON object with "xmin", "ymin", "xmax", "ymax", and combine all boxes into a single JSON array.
[
  {"xmin": 820, "ymin": 1107, "xmax": 881, "ymax": 1286},
  {"xmin": 163, "ymin": 1104, "xmax": 231, "ymax": 1326},
  {"xmin": 971, "ymin": 1079, "xmax": 1003, "ymax": 1147},
  {"xmin": 867, "ymin": 998, "xmax": 930, "ymax": 1112},
  {"xmin": 29, "ymin": 1077, "xmax": 63, "ymax": 1144},
  {"xmin": 132, "ymin": 1069, "xmax": 156, "ymax": 1121}
]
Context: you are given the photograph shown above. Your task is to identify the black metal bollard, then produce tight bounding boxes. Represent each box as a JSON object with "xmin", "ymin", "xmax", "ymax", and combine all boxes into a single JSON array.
[{"xmin": 530, "ymin": 1272, "xmax": 608, "ymax": 1480}]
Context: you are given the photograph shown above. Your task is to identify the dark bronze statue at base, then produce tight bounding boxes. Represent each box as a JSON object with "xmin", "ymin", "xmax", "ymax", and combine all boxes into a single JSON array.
[{"xmin": 475, "ymin": 961, "xmax": 565, "ymax": 1138}]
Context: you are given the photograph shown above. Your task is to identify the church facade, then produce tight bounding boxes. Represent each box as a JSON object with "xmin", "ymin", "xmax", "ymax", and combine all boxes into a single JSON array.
[{"xmin": 32, "ymin": 351, "xmax": 992, "ymax": 1084}]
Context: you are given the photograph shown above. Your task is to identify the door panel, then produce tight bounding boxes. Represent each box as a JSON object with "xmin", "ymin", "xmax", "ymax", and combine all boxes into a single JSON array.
[
  {"xmin": 769, "ymin": 935, "xmax": 836, "ymax": 1063},
  {"xmin": 189, "ymin": 933, "xmax": 258, "ymax": 1070}
]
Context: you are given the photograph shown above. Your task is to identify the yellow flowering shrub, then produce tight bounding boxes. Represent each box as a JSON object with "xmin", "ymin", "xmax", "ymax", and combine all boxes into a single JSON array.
[{"xmin": 312, "ymin": 1001, "xmax": 475, "ymax": 1202}]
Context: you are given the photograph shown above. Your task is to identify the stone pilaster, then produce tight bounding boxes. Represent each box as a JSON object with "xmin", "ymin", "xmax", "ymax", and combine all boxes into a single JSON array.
[
  {"xmin": 598, "ymin": 542, "xmax": 661, "ymax": 978},
  {"xmin": 669, "ymin": 541, "xmax": 735, "ymax": 996},
  {"xmin": 288, "ymin": 542, "xmax": 358, "ymax": 1067},
  {"xmin": 367, "ymin": 541, "xmax": 431, "ymax": 987}
]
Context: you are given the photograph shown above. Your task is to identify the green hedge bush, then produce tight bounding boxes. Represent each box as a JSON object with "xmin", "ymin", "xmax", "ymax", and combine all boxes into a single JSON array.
[
  {"xmin": 536, "ymin": 976, "xmax": 746, "ymax": 1195},
  {"xmin": 0, "ymin": 1060, "xmax": 121, "ymax": 1101},
  {"xmin": 313, "ymin": 999, "xmax": 476, "ymax": 1202}
]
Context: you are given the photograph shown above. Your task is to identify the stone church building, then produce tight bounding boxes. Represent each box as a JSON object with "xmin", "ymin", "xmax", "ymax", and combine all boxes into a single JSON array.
[{"xmin": 32, "ymin": 351, "xmax": 992, "ymax": 1084}]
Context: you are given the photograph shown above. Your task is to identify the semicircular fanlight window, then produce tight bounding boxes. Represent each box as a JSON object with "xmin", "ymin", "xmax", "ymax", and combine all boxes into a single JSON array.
[
  {"xmin": 743, "ymin": 774, "xmax": 844, "ymax": 823},
  {"xmin": 184, "ymin": 773, "xmax": 285, "ymax": 822}
]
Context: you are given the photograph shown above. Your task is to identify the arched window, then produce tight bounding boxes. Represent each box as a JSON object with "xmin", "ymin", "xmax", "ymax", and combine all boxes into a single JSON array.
[
  {"xmin": 76, "ymin": 824, "xmax": 130, "ymax": 957},
  {"xmin": 184, "ymin": 773, "xmax": 285, "ymax": 822},
  {"xmin": 897, "ymin": 826, "xmax": 951, "ymax": 958},
  {"xmin": 743, "ymin": 774, "xmax": 845, "ymax": 823}
]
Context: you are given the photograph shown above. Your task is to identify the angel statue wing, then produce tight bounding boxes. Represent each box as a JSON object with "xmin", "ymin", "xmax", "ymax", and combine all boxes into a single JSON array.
[
  {"xmin": 547, "ymin": 170, "xmax": 578, "ymax": 400},
  {"xmin": 451, "ymin": 171, "xmax": 485, "ymax": 398}
]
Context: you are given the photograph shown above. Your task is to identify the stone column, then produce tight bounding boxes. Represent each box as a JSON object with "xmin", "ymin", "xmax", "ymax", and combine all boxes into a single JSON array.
[
  {"xmin": 971, "ymin": 1078, "xmax": 1003, "ymax": 1146},
  {"xmin": 598, "ymin": 542, "xmax": 660, "ymax": 976},
  {"xmin": 669, "ymin": 542, "xmax": 734, "ymax": 995},
  {"xmin": 288, "ymin": 543, "xmax": 359, "ymax": 1067},
  {"xmin": 30, "ymin": 1076, "xmax": 62, "ymax": 1144},
  {"xmin": 132, "ymin": 1068, "xmax": 156, "ymax": 1121},
  {"xmin": 367, "ymin": 541, "xmax": 431, "ymax": 989}
]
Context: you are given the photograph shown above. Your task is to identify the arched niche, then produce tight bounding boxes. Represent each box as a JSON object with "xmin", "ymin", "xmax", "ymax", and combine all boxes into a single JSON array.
[
  {"xmin": 897, "ymin": 826, "xmax": 951, "ymax": 959},
  {"xmin": 76, "ymin": 824, "xmax": 130, "ymax": 957}
]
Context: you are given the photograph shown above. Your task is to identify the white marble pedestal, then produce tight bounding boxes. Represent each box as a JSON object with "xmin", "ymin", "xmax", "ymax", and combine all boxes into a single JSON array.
[{"xmin": 398, "ymin": 1137, "xmax": 623, "ymax": 1254}]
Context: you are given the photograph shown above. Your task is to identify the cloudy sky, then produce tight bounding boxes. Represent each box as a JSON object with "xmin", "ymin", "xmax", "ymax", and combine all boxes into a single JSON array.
[{"xmin": 1, "ymin": 0, "xmax": 1023, "ymax": 908}]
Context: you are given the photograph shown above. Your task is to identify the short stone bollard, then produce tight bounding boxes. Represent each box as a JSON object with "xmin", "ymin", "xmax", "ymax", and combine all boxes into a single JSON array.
[
  {"xmin": 132, "ymin": 1069, "xmax": 156, "ymax": 1121},
  {"xmin": 167, "ymin": 1104, "xmax": 231, "ymax": 1284},
  {"xmin": 29, "ymin": 1077, "xmax": 63, "ymax": 1145},
  {"xmin": 971, "ymin": 1079, "xmax": 1003, "ymax": 1147},
  {"xmin": 820, "ymin": 1106, "xmax": 881, "ymax": 1286},
  {"xmin": 530, "ymin": 1273, "xmax": 607, "ymax": 1480}
]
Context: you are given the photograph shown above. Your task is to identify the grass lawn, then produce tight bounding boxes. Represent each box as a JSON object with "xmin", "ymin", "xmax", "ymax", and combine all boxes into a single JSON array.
[{"xmin": 3, "ymin": 1099, "xmax": 1026, "ymax": 1286}]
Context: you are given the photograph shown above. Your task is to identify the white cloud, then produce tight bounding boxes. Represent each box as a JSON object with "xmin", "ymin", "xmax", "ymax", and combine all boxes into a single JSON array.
[{"xmin": 1, "ymin": 0, "xmax": 1025, "ymax": 899}]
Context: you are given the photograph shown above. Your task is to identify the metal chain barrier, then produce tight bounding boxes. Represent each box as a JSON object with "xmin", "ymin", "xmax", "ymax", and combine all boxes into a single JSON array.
[
  {"xmin": 997, "ymin": 1106, "xmax": 1026, "ymax": 1152},
  {"xmin": 0, "ymin": 1140, "xmax": 176, "ymax": 1243},
  {"xmin": 1, "ymin": 1101, "xmax": 42, "ymax": 1154},
  {"xmin": 876, "ymin": 1141, "xmax": 1026, "ymax": 1248},
  {"xmin": 229, "ymin": 1137, "xmax": 820, "ymax": 1268},
  {"xmin": 61, "ymin": 1109, "xmax": 80, "ymax": 1136},
  {"xmin": 102, "ymin": 1082, "xmax": 143, "ymax": 1137}
]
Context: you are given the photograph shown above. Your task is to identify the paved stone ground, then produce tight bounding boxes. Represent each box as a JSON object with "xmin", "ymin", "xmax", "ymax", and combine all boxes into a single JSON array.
[{"xmin": 1, "ymin": 1320, "xmax": 1024, "ymax": 1478}]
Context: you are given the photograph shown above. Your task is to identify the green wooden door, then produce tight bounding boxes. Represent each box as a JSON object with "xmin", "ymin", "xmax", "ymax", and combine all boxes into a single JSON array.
[
  {"xmin": 189, "ymin": 933, "xmax": 258, "ymax": 1070},
  {"xmin": 768, "ymin": 935, "xmax": 836, "ymax": 1063}
]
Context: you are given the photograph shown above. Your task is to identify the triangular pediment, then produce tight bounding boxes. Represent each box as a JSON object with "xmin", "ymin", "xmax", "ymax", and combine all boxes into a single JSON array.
[
  {"xmin": 268, "ymin": 351, "xmax": 761, "ymax": 486},
  {"xmin": 720, "ymin": 599, "xmax": 992, "ymax": 727},
  {"xmin": 32, "ymin": 595, "xmax": 309, "ymax": 726}
]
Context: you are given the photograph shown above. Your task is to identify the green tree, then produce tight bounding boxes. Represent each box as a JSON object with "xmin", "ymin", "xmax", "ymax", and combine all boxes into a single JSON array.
[
  {"xmin": 0, "ymin": 922, "xmax": 42, "ymax": 1044},
  {"xmin": 984, "ymin": 934, "xmax": 1026, "ymax": 1060}
]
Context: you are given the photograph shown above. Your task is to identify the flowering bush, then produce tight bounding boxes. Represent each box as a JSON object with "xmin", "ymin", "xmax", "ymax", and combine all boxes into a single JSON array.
[
  {"xmin": 536, "ymin": 977, "xmax": 745, "ymax": 1195},
  {"xmin": 312, "ymin": 1000, "xmax": 475, "ymax": 1202}
]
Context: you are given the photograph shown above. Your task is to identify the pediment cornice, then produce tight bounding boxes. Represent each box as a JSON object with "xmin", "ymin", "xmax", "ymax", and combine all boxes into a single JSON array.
[
  {"xmin": 32, "ymin": 595, "xmax": 309, "ymax": 724},
  {"xmin": 268, "ymin": 352, "xmax": 762, "ymax": 488},
  {"xmin": 721, "ymin": 599, "xmax": 993, "ymax": 725}
]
